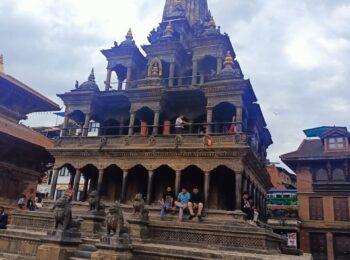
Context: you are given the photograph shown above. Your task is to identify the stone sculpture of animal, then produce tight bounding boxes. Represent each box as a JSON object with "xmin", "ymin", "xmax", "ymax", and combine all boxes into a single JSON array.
[{"xmin": 106, "ymin": 201, "xmax": 124, "ymax": 237}]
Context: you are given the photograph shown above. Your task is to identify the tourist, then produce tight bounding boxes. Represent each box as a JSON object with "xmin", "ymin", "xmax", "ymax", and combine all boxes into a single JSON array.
[
  {"xmin": 63, "ymin": 183, "xmax": 74, "ymax": 202},
  {"xmin": 17, "ymin": 194, "xmax": 26, "ymax": 209},
  {"xmin": 175, "ymin": 115, "xmax": 191, "ymax": 134},
  {"xmin": 175, "ymin": 187, "xmax": 191, "ymax": 221},
  {"xmin": 0, "ymin": 207, "xmax": 8, "ymax": 229},
  {"xmin": 158, "ymin": 186, "xmax": 175, "ymax": 220},
  {"xmin": 241, "ymin": 192, "xmax": 254, "ymax": 221},
  {"xmin": 188, "ymin": 187, "xmax": 204, "ymax": 221},
  {"xmin": 26, "ymin": 197, "xmax": 37, "ymax": 211}
]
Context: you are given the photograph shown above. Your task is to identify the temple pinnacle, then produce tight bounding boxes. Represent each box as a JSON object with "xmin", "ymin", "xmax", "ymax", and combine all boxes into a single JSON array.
[
  {"xmin": 88, "ymin": 68, "xmax": 96, "ymax": 82},
  {"xmin": 223, "ymin": 51, "xmax": 234, "ymax": 67},
  {"xmin": 126, "ymin": 28, "xmax": 133, "ymax": 40},
  {"xmin": 0, "ymin": 54, "xmax": 4, "ymax": 74}
]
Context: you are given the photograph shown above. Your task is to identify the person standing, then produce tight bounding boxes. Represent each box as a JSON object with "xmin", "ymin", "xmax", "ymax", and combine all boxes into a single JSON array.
[
  {"xmin": 158, "ymin": 186, "xmax": 175, "ymax": 220},
  {"xmin": 175, "ymin": 187, "xmax": 191, "ymax": 221},
  {"xmin": 188, "ymin": 187, "xmax": 204, "ymax": 221},
  {"xmin": 0, "ymin": 207, "xmax": 8, "ymax": 229},
  {"xmin": 175, "ymin": 115, "xmax": 191, "ymax": 134}
]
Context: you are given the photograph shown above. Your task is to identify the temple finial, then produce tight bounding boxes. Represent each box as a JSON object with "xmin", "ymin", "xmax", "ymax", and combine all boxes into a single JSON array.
[
  {"xmin": 208, "ymin": 16, "xmax": 216, "ymax": 29},
  {"xmin": 0, "ymin": 54, "xmax": 4, "ymax": 74},
  {"xmin": 223, "ymin": 51, "xmax": 234, "ymax": 67},
  {"xmin": 126, "ymin": 28, "xmax": 133, "ymax": 40},
  {"xmin": 88, "ymin": 68, "xmax": 95, "ymax": 82}
]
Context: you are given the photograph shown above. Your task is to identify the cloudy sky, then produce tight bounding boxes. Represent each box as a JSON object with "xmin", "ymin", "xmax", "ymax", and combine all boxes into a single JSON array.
[{"xmin": 0, "ymin": 0, "xmax": 349, "ymax": 165}]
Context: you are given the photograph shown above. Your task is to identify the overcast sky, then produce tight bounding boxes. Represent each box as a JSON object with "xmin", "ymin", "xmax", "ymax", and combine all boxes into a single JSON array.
[{"xmin": 0, "ymin": 0, "xmax": 349, "ymax": 165}]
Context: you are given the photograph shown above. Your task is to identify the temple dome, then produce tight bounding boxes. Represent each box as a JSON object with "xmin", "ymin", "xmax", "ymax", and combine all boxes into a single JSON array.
[{"xmin": 77, "ymin": 69, "xmax": 100, "ymax": 91}]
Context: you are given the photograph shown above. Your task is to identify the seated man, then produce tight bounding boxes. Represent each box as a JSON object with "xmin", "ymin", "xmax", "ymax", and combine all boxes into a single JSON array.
[
  {"xmin": 17, "ymin": 194, "xmax": 26, "ymax": 210},
  {"xmin": 188, "ymin": 187, "xmax": 204, "ymax": 221},
  {"xmin": 241, "ymin": 192, "xmax": 254, "ymax": 222},
  {"xmin": 0, "ymin": 207, "xmax": 8, "ymax": 229},
  {"xmin": 158, "ymin": 186, "xmax": 175, "ymax": 220},
  {"xmin": 174, "ymin": 187, "xmax": 191, "ymax": 222}
]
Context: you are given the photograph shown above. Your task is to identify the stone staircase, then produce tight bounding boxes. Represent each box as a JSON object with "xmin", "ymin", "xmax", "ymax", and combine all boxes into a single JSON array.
[{"xmin": 69, "ymin": 243, "xmax": 97, "ymax": 260}]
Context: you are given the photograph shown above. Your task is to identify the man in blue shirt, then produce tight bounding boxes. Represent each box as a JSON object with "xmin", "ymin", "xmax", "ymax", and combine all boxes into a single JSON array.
[{"xmin": 174, "ymin": 187, "xmax": 191, "ymax": 221}]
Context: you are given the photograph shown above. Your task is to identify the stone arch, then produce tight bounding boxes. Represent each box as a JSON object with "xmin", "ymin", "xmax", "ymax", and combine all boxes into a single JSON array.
[
  {"xmin": 198, "ymin": 55, "xmax": 218, "ymax": 83},
  {"xmin": 81, "ymin": 164, "xmax": 99, "ymax": 195},
  {"xmin": 125, "ymin": 164, "xmax": 148, "ymax": 203},
  {"xmin": 180, "ymin": 165, "xmax": 204, "ymax": 193},
  {"xmin": 148, "ymin": 57, "xmax": 163, "ymax": 77},
  {"xmin": 212, "ymin": 102, "xmax": 236, "ymax": 134},
  {"xmin": 101, "ymin": 164, "xmax": 123, "ymax": 202},
  {"xmin": 208, "ymin": 165, "xmax": 235, "ymax": 210},
  {"xmin": 152, "ymin": 165, "xmax": 176, "ymax": 203}
]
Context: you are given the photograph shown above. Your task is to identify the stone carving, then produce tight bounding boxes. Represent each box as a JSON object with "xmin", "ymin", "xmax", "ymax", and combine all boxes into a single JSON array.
[
  {"xmin": 174, "ymin": 135, "xmax": 183, "ymax": 147},
  {"xmin": 123, "ymin": 136, "xmax": 130, "ymax": 146},
  {"xmin": 88, "ymin": 190, "xmax": 105, "ymax": 213},
  {"xmin": 106, "ymin": 201, "xmax": 124, "ymax": 237},
  {"xmin": 52, "ymin": 198, "xmax": 79, "ymax": 231},
  {"xmin": 100, "ymin": 136, "xmax": 107, "ymax": 149},
  {"xmin": 132, "ymin": 193, "xmax": 149, "ymax": 221},
  {"xmin": 148, "ymin": 57, "xmax": 162, "ymax": 77},
  {"xmin": 149, "ymin": 136, "xmax": 156, "ymax": 146}
]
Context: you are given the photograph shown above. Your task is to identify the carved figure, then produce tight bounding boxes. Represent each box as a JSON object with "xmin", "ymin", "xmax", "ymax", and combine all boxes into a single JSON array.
[
  {"xmin": 106, "ymin": 201, "xmax": 124, "ymax": 237},
  {"xmin": 148, "ymin": 57, "xmax": 162, "ymax": 77},
  {"xmin": 52, "ymin": 198, "xmax": 80, "ymax": 231},
  {"xmin": 88, "ymin": 190, "xmax": 105, "ymax": 212},
  {"xmin": 132, "ymin": 193, "xmax": 149, "ymax": 221}
]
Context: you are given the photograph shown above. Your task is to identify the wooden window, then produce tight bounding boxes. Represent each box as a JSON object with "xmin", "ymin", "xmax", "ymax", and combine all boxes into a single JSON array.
[
  {"xmin": 315, "ymin": 169, "xmax": 328, "ymax": 182},
  {"xmin": 309, "ymin": 197, "xmax": 324, "ymax": 220},
  {"xmin": 310, "ymin": 233, "xmax": 328, "ymax": 260},
  {"xmin": 333, "ymin": 168, "xmax": 346, "ymax": 181},
  {"xmin": 328, "ymin": 137, "xmax": 346, "ymax": 150},
  {"xmin": 334, "ymin": 197, "xmax": 349, "ymax": 221}
]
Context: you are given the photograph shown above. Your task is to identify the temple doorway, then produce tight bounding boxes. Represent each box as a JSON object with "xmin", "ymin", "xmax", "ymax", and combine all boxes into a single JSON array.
[
  {"xmin": 180, "ymin": 165, "xmax": 204, "ymax": 193},
  {"xmin": 152, "ymin": 165, "xmax": 176, "ymax": 203},
  {"xmin": 125, "ymin": 165, "xmax": 148, "ymax": 203},
  {"xmin": 101, "ymin": 165, "xmax": 123, "ymax": 202}
]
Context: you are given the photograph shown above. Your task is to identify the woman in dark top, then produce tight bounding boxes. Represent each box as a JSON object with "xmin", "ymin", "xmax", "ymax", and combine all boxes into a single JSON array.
[
  {"xmin": 158, "ymin": 186, "xmax": 175, "ymax": 220},
  {"xmin": 0, "ymin": 207, "xmax": 8, "ymax": 229}
]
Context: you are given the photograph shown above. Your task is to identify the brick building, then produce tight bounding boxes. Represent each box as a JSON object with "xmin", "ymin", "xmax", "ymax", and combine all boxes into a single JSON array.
[
  {"xmin": 267, "ymin": 165, "xmax": 296, "ymax": 190},
  {"xmin": 281, "ymin": 126, "xmax": 350, "ymax": 260},
  {"xmin": 0, "ymin": 55, "xmax": 60, "ymax": 209}
]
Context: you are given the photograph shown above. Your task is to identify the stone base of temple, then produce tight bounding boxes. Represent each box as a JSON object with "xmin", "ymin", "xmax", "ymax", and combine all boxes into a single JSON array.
[{"xmin": 0, "ymin": 201, "xmax": 313, "ymax": 260}]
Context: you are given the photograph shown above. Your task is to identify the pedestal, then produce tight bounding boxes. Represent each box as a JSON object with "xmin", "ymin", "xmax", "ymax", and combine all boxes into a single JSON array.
[
  {"xmin": 127, "ymin": 219, "xmax": 149, "ymax": 243},
  {"xmin": 230, "ymin": 210, "xmax": 247, "ymax": 222},
  {"xmin": 80, "ymin": 211, "xmax": 106, "ymax": 238},
  {"xmin": 91, "ymin": 235, "xmax": 133, "ymax": 260}
]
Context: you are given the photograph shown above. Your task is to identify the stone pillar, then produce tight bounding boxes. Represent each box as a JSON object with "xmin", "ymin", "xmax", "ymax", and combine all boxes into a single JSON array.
[
  {"xmin": 128, "ymin": 112, "xmax": 136, "ymax": 136},
  {"xmin": 126, "ymin": 66, "xmax": 132, "ymax": 89},
  {"xmin": 97, "ymin": 169, "xmax": 104, "ymax": 198},
  {"xmin": 204, "ymin": 171, "xmax": 210, "ymax": 206},
  {"xmin": 200, "ymin": 74, "xmax": 205, "ymax": 85},
  {"xmin": 118, "ymin": 76, "xmax": 123, "ymax": 90},
  {"xmin": 121, "ymin": 170, "xmax": 128, "ymax": 202},
  {"xmin": 82, "ymin": 113, "xmax": 91, "ymax": 137},
  {"xmin": 49, "ymin": 168, "xmax": 59, "ymax": 200},
  {"xmin": 206, "ymin": 107, "xmax": 213, "ymax": 134},
  {"xmin": 152, "ymin": 110, "xmax": 160, "ymax": 135},
  {"xmin": 169, "ymin": 62, "xmax": 175, "ymax": 87},
  {"xmin": 192, "ymin": 60, "xmax": 198, "ymax": 85},
  {"xmin": 326, "ymin": 232, "xmax": 334, "ymax": 260},
  {"xmin": 249, "ymin": 183, "xmax": 254, "ymax": 197},
  {"xmin": 175, "ymin": 170, "xmax": 181, "ymax": 195},
  {"xmin": 146, "ymin": 170, "xmax": 154, "ymax": 205},
  {"xmin": 119, "ymin": 121, "xmax": 125, "ymax": 135},
  {"xmin": 236, "ymin": 106, "xmax": 243, "ymax": 132},
  {"xmin": 217, "ymin": 57, "xmax": 222, "ymax": 74},
  {"xmin": 105, "ymin": 69, "xmax": 112, "ymax": 91},
  {"xmin": 243, "ymin": 177, "xmax": 248, "ymax": 193},
  {"xmin": 72, "ymin": 169, "xmax": 82, "ymax": 201},
  {"xmin": 62, "ymin": 114, "xmax": 69, "ymax": 136},
  {"xmin": 82, "ymin": 176, "xmax": 89, "ymax": 201},
  {"xmin": 253, "ymin": 187, "xmax": 257, "ymax": 208},
  {"xmin": 235, "ymin": 173, "xmax": 242, "ymax": 210}
]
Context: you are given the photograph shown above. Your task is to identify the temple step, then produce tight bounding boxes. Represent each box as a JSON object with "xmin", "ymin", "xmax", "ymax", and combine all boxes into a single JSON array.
[{"xmin": 70, "ymin": 243, "xmax": 98, "ymax": 260}]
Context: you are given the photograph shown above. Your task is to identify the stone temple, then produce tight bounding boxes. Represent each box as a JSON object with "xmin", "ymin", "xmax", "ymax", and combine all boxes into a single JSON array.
[{"xmin": 0, "ymin": 0, "xmax": 312, "ymax": 259}]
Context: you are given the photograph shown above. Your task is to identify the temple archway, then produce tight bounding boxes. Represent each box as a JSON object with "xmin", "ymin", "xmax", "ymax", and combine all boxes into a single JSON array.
[
  {"xmin": 208, "ymin": 166, "xmax": 235, "ymax": 210},
  {"xmin": 135, "ymin": 107, "xmax": 155, "ymax": 136},
  {"xmin": 81, "ymin": 164, "xmax": 99, "ymax": 197},
  {"xmin": 152, "ymin": 165, "xmax": 176, "ymax": 203},
  {"xmin": 212, "ymin": 102, "xmax": 236, "ymax": 134},
  {"xmin": 125, "ymin": 165, "xmax": 148, "ymax": 203},
  {"xmin": 101, "ymin": 165, "xmax": 123, "ymax": 202},
  {"xmin": 180, "ymin": 165, "xmax": 204, "ymax": 193}
]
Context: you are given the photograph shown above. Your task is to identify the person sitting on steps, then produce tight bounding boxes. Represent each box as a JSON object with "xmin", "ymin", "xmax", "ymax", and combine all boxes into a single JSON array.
[
  {"xmin": 188, "ymin": 187, "xmax": 204, "ymax": 222},
  {"xmin": 174, "ymin": 187, "xmax": 191, "ymax": 222},
  {"xmin": 158, "ymin": 186, "xmax": 175, "ymax": 220},
  {"xmin": 242, "ymin": 192, "xmax": 254, "ymax": 224}
]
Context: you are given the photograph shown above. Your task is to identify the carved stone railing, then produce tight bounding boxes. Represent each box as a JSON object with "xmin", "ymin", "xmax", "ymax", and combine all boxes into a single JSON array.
[{"xmin": 53, "ymin": 133, "xmax": 251, "ymax": 149}]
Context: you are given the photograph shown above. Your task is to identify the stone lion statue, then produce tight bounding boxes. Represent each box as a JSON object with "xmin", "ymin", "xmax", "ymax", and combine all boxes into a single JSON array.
[
  {"xmin": 88, "ymin": 190, "xmax": 105, "ymax": 212},
  {"xmin": 52, "ymin": 198, "xmax": 80, "ymax": 231},
  {"xmin": 132, "ymin": 193, "xmax": 149, "ymax": 221},
  {"xmin": 106, "ymin": 201, "xmax": 124, "ymax": 237}
]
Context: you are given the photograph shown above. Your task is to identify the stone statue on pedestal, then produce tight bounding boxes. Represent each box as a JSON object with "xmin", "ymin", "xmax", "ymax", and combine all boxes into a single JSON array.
[
  {"xmin": 132, "ymin": 193, "xmax": 149, "ymax": 221},
  {"xmin": 88, "ymin": 190, "xmax": 105, "ymax": 213}
]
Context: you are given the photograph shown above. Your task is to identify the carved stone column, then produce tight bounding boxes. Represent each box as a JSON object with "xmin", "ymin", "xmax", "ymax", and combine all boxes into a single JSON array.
[
  {"xmin": 105, "ymin": 69, "xmax": 112, "ymax": 91},
  {"xmin": 121, "ymin": 170, "xmax": 128, "ymax": 202},
  {"xmin": 169, "ymin": 62, "xmax": 175, "ymax": 87},
  {"xmin": 97, "ymin": 169, "xmax": 104, "ymax": 198},
  {"xmin": 206, "ymin": 107, "xmax": 213, "ymax": 134},
  {"xmin": 126, "ymin": 66, "xmax": 132, "ymax": 89},
  {"xmin": 192, "ymin": 60, "xmax": 198, "ymax": 85},
  {"xmin": 49, "ymin": 168, "xmax": 59, "ymax": 200},
  {"xmin": 175, "ymin": 170, "xmax": 181, "ymax": 195},
  {"xmin": 119, "ymin": 121, "xmax": 125, "ymax": 135},
  {"xmin": 82, "ymin": 113, "xmax": 91, "ymax": 137},
  {"xmin": 72, "ymin": 169, "xmax": 82, "ymax": 201},
  {"xmin": 128, "ymin": 112, "xmax": 136, "ymax": 136},
  {"xmin": 152, "ymin": 110, "xmax": 160, "ymax": 135},
  {"xmin": 235, "ymin": 173, "xmax": 242, "ymax": 210},
  {"xmin": 204, "ymin": 171, "xmax": 210, "ymax": 206},
  {"xmin": 236, "ymin": 106, "xmax": 243, "ymax": 132},
  {"xmin": 146, "ymin": 170, "xmax": 154, "ymax": 205},
  {"xmin": 82, "ymin": 176, "xmax": 89, "ymax": 201},
  {"xmin": 62, "ymin": 113, "xmax": 69, "ymax": 136},
  {"xmin": 243, "ymin": 177, "xmax": 248, "ymax": 193}
]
